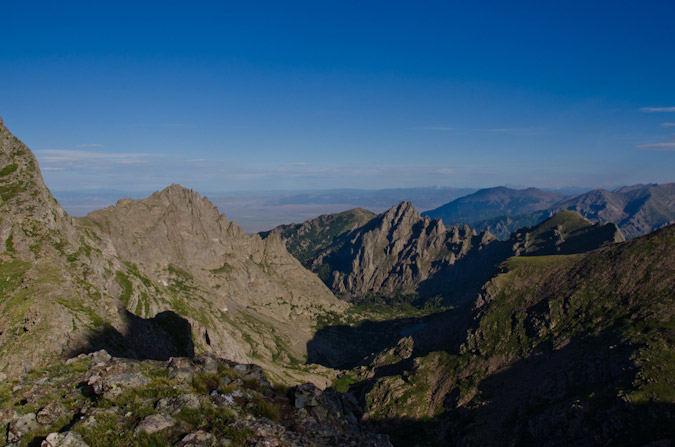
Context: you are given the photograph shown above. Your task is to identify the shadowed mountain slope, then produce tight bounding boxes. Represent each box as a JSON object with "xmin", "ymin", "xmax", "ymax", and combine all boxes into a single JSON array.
[{"xmin": 346, "ymin": 224, "xmax": 673, "ymax": 446}]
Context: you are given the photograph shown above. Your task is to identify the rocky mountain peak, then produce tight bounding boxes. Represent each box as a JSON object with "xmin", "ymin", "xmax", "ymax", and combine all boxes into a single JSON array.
[{"xmin": 381, "ymin": 201, "xmax": 419, "ymax": 223}]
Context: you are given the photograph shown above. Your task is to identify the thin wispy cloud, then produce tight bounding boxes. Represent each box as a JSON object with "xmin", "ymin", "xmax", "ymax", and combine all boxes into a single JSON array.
[
  {"xmin": 36, "ymin": 149, "xmax": 155, "ymax": 162},
  {"xmin": 475, "ymin": 127, "xmax": 544, "ymax": 134},
  {"xmin": 77, "ymin": 144, "xmax": 103, "ymax": 148},
  {"xmin": 415, "ymin": 126, "xmax": 455, "ymax": 131},
  {"xmin": 283, "ymin": 162, "xmax": 312, "ymax": 167},
  {"xmin": 119, "ymin": 123, "xmax": 191, "ymax": 129},
  {"xmin": 434, "ymin": 168, "xmax": 456, "ymax": 174},
  {"xmin": 661, "ymin": 122, "xmax": 675, "ymax": 127},
  {"xmin": 636, "ymin": 142, "xmax": 675, "ymax": 151},
  {"xmin": 186, "ymin": 158, "xmax": 209, "ymax": 162},
  {"xmin": 42, "ymin": 167, "xmax": 65, "ymax": 171},
  {"xmin": 35, "ymin": 150, "xmax": 158, "ymax": 168},
  {"xmin": 639, "ymin": 107, "xmax": 675, "ymax": 112}
]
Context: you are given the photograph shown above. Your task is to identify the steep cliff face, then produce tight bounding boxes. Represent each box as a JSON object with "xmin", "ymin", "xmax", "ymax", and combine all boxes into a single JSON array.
[
  {"xmin": 310, "ymin": 202, "xmax": 497, "ymax": 301},
  {"xmin": 0, "ymin": 121, "xmax": 346, "ymax": 385}
]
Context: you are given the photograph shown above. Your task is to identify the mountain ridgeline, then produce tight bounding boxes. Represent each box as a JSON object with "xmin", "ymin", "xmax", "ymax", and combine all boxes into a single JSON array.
[
  {"xmin": 264, "ymin": 202, "xmax": 624, "ymax": 304},
  {"xmin": 422, "ymin": 184, "xmax": 675, "ymax": 239}
]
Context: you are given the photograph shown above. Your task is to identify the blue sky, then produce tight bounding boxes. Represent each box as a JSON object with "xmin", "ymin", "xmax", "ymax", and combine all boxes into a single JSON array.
[{"xmin": 2, "ymin": 0, "xmax": 674, "ymax": 193}]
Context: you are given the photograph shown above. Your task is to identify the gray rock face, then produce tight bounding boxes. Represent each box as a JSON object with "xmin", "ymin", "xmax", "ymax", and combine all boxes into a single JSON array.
[
  {"xmin": 135, "ymin": 413, "xmax": 177, "ymax": 435},
  {"xmin": 42, "ymin": 432, "xmax": 90, "ymax": 447},
  {"xmin": 78, "ymin": 181, "xmax": 346, "ymax": 382},
  {"xmin": 36, "ymin": 401, "xmax": 67, "ymax": 425},
  {"xmin": 174, "ymin": 430, "xmax": 218, "ymax": 447},
  {"xmin": 156, "ymin": 394, "xmax": 201, "ymax": 414},
  {"xmin": 7, "ymin": 413, "xmax": 38, "ymax": 444},
  {"xmin": 274, "ymin": 203, "xmax": 627, "ymax": 304},
  {"xmin": 296, "ymin": 201, "xmax": 501, "ymax": 301}
]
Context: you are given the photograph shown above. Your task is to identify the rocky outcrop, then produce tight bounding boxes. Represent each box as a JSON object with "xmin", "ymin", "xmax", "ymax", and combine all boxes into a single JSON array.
[
  {"xmin": 0, "ymin": 120, "xmax": 128, "ymax": 375},
  {"xmin": 78, "ymin": 183, "xmax": 346, "ymax": 381},
  {"xmin": 316, "ymin": 202, "xmax": 497, "ymax": 300},
  {"xmin": 0, "ymin": 350, "xmax": 392, "ymax": 447}
]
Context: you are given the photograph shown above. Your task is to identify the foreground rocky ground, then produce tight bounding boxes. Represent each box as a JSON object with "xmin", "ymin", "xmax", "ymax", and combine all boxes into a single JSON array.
[{"xmin": 0, "ymin": 351, "xmax": 391, "ymax": 447}]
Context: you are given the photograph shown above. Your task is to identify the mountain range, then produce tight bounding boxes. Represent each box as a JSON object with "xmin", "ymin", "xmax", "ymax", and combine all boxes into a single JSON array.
[
  {"xmin": 423, "ymin": 184, "xmax": 675, "ymax": 239},
  {"xmin": 264, "ymin": 203, "xmax": 624, "ymax": 303},
  {"xmin": 1, "ymin": 118, "xmax": 673, "ymax": 447}
]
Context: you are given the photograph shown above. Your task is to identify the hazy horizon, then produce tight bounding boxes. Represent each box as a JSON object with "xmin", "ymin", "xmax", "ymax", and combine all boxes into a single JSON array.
[{"xmin": 49, "ymin": 182, "xmax": 658, "ymax": 233}]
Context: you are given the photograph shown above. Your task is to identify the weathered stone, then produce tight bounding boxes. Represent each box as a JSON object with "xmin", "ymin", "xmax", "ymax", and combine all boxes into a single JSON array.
[
  {"xmin": 134, "ymin": 413, "xmax": 176, "ymax": 435},
  {"xmin": 291, "ymin": 383, "xmax": 321, "ymax": 409},
  {"xmin": 36, "ymin": 401, "xmax": 68, "ymax": 425},
  {"xmin": 167, "ymin": 357, "xmax": 198, "ymax": 383},
  {"xmin": 7, "ymin": 412, "xmax": 38, "ymax": 443},
  {"xmin": 101, "ymin": 373, "xmax": 152, "ymax": 398},
  {"xmin": 200, "ymin": 355, "xmax": 219, "ymax": 374},
  {"xmin": 42, "ymin": 431, "xmax": 90, "ymax": 447},
  {"xmin": 88, "ymin": 350, "xmax": 112, "ymax": 363},
  {"xmin": 174, "ymin": 430, "xmax": 218, "ymax": 447},
  {"xmin": 156, "ymin": 394, "xmax": 201, "ymax": 414}
]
